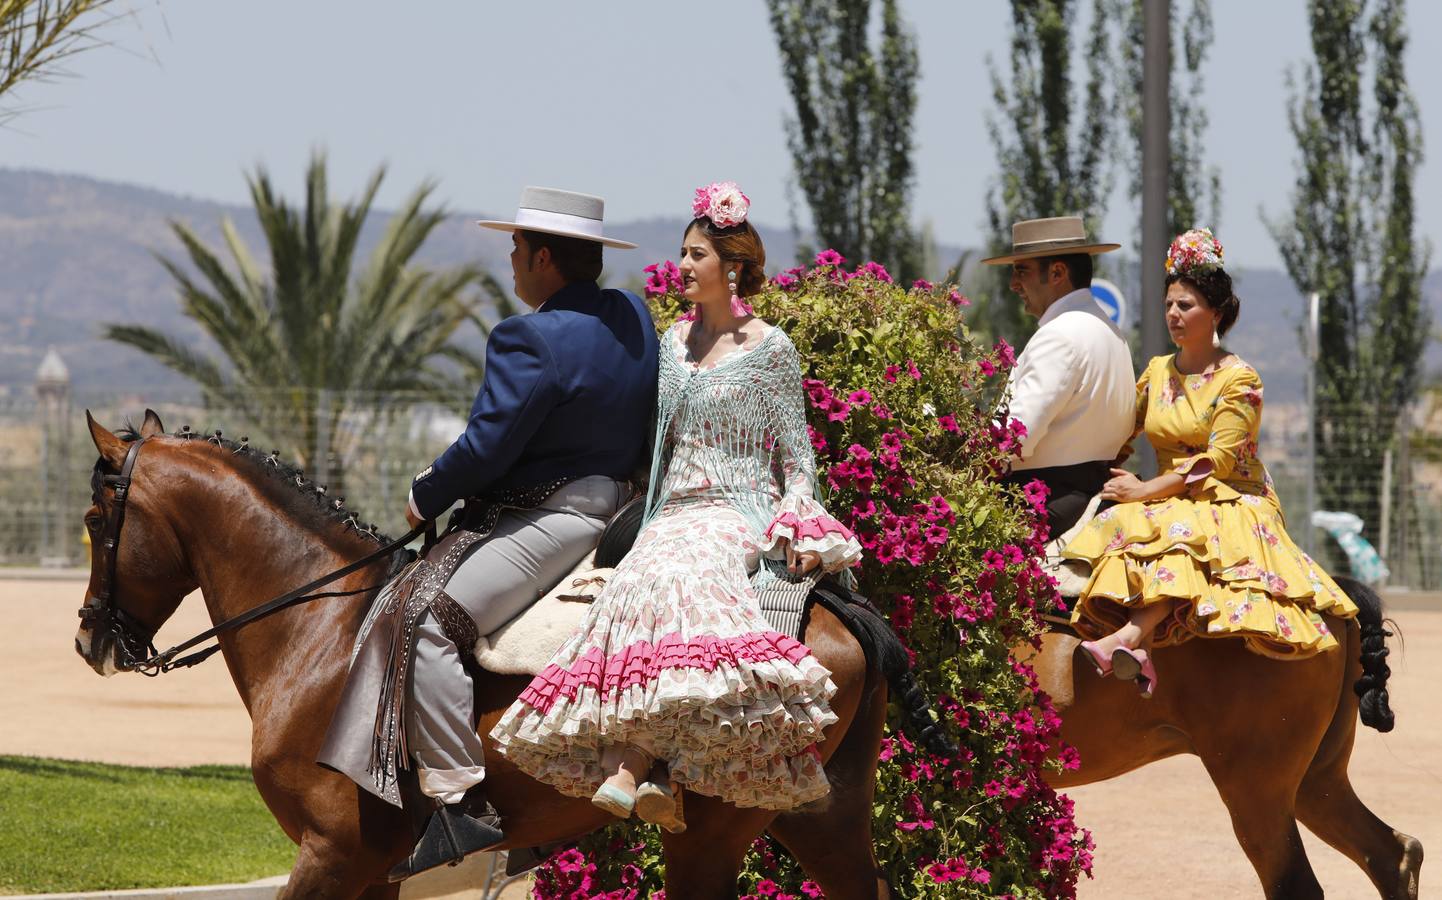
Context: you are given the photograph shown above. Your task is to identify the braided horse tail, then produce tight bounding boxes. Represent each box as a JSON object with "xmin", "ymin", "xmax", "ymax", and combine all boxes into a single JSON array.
[
  {"xmin": 811, "ymin": 585, "xmax": 957, "ymax": 758},
  {"xmin": 1334, "ymin": 574, "xmax": 1397, "ymax": 733}
]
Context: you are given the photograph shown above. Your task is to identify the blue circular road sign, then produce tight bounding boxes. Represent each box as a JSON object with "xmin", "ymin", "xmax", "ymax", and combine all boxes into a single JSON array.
[{"xmin": 1090, "ymin": 278, "xmax": 1127, "ymax": 329}]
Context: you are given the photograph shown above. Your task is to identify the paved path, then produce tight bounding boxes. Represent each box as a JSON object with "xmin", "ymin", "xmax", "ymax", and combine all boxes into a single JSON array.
[{"xmin": 4, "ymin": 577, "xmax": 1437, "ymax": 896}]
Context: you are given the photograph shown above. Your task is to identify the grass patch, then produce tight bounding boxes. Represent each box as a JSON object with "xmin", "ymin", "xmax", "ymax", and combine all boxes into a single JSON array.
[{"xmin": 0, "ymin": 756, "xmax": 294, "ymax": 893}]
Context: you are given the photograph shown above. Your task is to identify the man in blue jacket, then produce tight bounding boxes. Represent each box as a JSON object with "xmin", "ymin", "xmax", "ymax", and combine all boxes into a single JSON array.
[{"xmin": 320, "ymin": 187, "xmax": 658, "ymax": 879}]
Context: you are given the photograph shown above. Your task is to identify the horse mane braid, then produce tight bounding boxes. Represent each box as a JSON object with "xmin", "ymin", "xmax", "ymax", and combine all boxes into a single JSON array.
[
  {"xmin": 100, "ymin": 425, "xmax": 392, "ymax": 546},
  {"xmin": 1336, "ymin": 575, "xmax": 1396, "ymax": 733}
]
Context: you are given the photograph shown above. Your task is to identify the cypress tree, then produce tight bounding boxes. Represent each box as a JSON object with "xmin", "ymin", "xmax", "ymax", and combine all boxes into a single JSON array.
[
  {"xmin": 1268, "ymin": 0, "xmax": 1430, "ymax": 540},
  {"xmin": 979, "ymin": 0, "xmax": 1115, "ymax": 345},
  {"xmin": 767, "ymin": 0, "xmax": 922, "ymax": 282}
]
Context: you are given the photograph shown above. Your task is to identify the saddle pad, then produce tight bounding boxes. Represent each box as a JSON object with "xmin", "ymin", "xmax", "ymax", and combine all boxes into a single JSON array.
[
  {"xmin": 1043, "ymin": 493, "xmax": 1102, "ymax": 599},
  {"xmin": 753, "ymin": 557, "xmax": 823, "ymax": 640},
  {"xmin": 473, "ymin": 555, "xmax": 819, "ymax": 677},
  {"xmin": 474, "ymin": 552, "xmax": 609, "ymax": 675}
]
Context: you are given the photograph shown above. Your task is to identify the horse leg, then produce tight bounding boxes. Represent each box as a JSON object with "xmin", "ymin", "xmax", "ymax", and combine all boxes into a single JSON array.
[
  {"xmin": 1199, "ymin": 751, "xmax": 1322, "ymax": 899},
  {"xmin": 1294, "ymin": 621, "xmax": 1423, "ymax": 899},
  {"xmin": 661, "ymin": 798, "xmax": 777, "ymax": 900},
  {"xmin": 278, "ymin": 833, "xmax": 377, "ymax": 899},
  {"xmin": 1297, "ymin": 768, "xmax": 1423, "ymax": 900},
  {"xmin": 768, "ymin": 669, "xmax": 890, "ymax": 900}
]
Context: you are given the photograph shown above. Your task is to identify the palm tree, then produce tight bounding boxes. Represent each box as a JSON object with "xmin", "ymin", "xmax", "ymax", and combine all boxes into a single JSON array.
[
  {"xmin": 106, "ymin": 153, "xmax": 511, "ymax": 493},
  {"xmin": 1, "ymin": 0, "xmax": 119, "ymax": 119}
]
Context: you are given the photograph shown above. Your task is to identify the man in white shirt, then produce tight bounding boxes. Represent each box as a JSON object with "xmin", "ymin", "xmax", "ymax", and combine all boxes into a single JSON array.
[{"xmin": 983, "ymin": 216, "xmax": 1136, "ymax": 538}]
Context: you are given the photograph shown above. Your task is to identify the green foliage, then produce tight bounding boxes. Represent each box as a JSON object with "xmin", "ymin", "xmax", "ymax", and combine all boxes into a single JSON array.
[
  {"xmin": 981, "ymin": 0, "xmax": 1116, "ymax": 346},
  {"xmin": 1114, "ymin": 0, "xmax": 1222, "ymax": 238},
  {"xmin": 0, "ymin": 757, "xmax": 292, "ymax": 892},
  {"xmin": 1267, "ymin": 0, "xmax": 1432, "ymax": 539},
  {"xmin": 767, "ymin": 0, "xmax": 923, "ymax": 283},
  {"xmin": 103, "ymin": 153, "xmax": 511, "ymax": 494},
  {"xmin": 0, "ymin": 0, "xmax": 116, "ymax": 117},
  {"xmin": 538, "ymin": 260, "xmax": 1089, "ymax": 898}
]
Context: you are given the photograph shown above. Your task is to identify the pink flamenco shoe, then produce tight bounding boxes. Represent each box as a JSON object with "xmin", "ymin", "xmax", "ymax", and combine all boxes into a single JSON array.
[
  {"xmin": 1109, "ymin": 646, "xmax": 1158, "ymax": 699},
  {"xmin": 1074, "ymin": 640, "xmax": 1113, "ymax": 678}
]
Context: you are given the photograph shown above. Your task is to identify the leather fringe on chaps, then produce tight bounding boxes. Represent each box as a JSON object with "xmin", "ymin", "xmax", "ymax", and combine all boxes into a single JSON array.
[{"xmin": 362, "ymin": 478, "xmax": 572, "ymax": 801}]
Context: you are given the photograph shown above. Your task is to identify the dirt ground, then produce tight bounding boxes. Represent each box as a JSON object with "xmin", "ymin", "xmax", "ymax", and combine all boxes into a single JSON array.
[{"xmin": 3, "ymin": 577, "xmax": 1438, "ymax": 897}]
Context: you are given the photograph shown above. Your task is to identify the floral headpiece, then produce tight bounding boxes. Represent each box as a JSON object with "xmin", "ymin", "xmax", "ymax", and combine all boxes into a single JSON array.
[
  {"xmin": 691, "ymin": 181, "xmax": 750, "ymax": 229},
  {"xmin": 1166, "ymin": 227, "xmax": 1225, "ymax": 277}
]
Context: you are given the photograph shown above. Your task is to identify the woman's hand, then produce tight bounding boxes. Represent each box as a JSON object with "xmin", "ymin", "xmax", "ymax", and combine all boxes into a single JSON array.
[
  {"xmin": 780, "ymin": 538, "xmax": 821, "ymax": 576},
  {"xmin": 1099, "ymin": 468, "xmax": 1152, "ymax": 503}
]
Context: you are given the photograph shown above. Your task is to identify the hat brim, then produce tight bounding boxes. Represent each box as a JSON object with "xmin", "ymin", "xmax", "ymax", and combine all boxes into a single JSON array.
[
  {"xmin": 476, "ymin": 219, "xmax": 637, "ymax": 250},
  {"xmin": 980, "ymin": 242, "xmax": 1121, "ymax": 266}
]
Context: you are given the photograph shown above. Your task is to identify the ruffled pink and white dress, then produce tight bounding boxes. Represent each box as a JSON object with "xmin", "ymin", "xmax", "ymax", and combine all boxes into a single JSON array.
[{"xmin": 489, "ymin": 323, "xmax": 861, "ymax": 809}]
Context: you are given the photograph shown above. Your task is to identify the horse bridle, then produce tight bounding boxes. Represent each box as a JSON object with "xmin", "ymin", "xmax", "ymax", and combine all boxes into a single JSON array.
[
  {"xmin": 78, "ymin": 435, "xmax": 427, "ymax": 677},
  {"xmin": 78, "ymin": 436, "xmax": 164, "ymax": 673}
]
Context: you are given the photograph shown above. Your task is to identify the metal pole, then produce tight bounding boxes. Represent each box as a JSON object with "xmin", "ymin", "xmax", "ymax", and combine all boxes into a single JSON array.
[
  {"xmin": 1304, "ymin": 292, "xmax": 1319, "ymax": 556},
  {"xmin": 1139, "ymin": 0, "xmax": 1171, "ymax": 478},
  {"xmin": 315, "ymin": 389, "xmax": 331, "ymax": 488},
  {"xmin": 1395, "ymin": 409, "xmax": 1411, "ymax": 586},
  {"xmin": 39, "ymin": 413, "xmax": 50, "ymax": 563}
]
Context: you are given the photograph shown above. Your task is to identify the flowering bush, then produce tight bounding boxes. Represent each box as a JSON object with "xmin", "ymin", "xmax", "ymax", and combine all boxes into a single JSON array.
[{"xmin": 532, "ymin": 253, "xmax": 1091, "ymax": 898}]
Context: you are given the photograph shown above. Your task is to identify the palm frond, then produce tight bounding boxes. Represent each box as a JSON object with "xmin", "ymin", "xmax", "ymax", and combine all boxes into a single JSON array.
[{"xmin": 0, "ymin": 0, "xmax": 119, "ymax": 111}]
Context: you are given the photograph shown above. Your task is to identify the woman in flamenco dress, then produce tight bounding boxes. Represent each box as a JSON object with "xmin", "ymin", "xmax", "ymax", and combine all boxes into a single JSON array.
[
  {"xmin": 1065, "ymin": 228, "xmax": 1357, "ymax": 697},
  {"xmin": 490, "ymin": 182, "xmax": 862, "ymax": 831}
]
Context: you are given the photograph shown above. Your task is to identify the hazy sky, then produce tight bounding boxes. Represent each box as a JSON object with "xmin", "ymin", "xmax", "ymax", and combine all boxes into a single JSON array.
[{"xmin": 4, "ymin": 0, "xmax": 1439, "ymax": 273}]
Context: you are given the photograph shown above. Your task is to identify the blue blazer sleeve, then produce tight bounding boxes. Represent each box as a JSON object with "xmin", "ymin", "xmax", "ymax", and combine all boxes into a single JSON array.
[{"xmin": 409, "ymin": 316, "xmax": 559, "ymax": 519}]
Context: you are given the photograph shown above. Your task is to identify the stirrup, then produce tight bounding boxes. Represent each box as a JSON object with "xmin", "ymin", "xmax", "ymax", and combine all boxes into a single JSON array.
[{"xmin": 386, "ymin": 802, "xmax": 504, "ymax": 882}]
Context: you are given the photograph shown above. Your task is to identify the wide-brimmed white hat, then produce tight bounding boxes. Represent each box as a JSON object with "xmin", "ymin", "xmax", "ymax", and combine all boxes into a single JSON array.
[
  {"xmin": 477, "ymin": 186, "xmax": 636, "ymax": 249},
  {"xmin": 981, "ymin": 216, "xmax": 1120, "ymax": 265}
]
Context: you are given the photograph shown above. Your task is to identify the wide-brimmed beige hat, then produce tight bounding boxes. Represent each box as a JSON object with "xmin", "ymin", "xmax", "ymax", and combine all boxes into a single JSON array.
[
  {"xmin": 477, "ymin": 186, "xmax": 636, "ymax": 249},
  {"xmin": 981, "ymin": 216, "xmax": 1120, "ymax": 265}
]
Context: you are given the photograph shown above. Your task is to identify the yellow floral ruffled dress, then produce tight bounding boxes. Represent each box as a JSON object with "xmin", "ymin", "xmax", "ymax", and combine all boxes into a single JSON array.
[{"xmin": 1062, "ymin": 354, "xmax": 1357, "ymax": 659}]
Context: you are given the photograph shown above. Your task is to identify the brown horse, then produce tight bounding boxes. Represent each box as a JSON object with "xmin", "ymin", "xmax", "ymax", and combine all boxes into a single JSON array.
[
  {"xmin": 74, "ymin": 412, "xmax": 913, "ymax": 900},
  {"xmin": 1024, "ymin": 586, "xmax": 1422, "ymax": 899}
]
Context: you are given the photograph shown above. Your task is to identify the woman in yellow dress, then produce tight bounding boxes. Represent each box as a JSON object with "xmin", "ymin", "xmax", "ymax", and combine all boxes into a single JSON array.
[{"xmin": 1063, "ymin": 228, "xmax": 1357, "ymax": 696}]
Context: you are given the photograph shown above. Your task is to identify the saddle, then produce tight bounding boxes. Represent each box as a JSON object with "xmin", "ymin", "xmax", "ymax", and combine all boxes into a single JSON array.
[
  {"xmin": 474, "ymin": 497, "xmax": 824, "ymax": 676},
  {"xmin": 1038, "ymin": 493, "xmax": 1103, "ymax": 636}
]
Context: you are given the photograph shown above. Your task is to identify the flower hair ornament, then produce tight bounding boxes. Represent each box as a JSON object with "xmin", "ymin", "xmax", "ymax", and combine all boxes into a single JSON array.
[
  {"xmin": 692, "ymin": 180, "xmax": 750, "ymax": 229},
  {"xmin": 688, "ymin": 181, "xmax": 754, "ymax": 318},
  {"xmin": 1166, "ymin": 227, "xmax": 1225, "ymax": 277}
]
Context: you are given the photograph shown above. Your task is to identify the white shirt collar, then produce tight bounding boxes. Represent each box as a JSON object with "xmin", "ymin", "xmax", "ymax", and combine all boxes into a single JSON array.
[{"xmin": 1037, "ymin": 287, "xmax": 1098, "ymax": 328}]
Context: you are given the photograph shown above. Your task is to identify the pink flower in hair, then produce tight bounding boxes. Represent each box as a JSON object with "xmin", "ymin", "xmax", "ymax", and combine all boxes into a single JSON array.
[{"xmin": 691, "ymin": 181, "xmax": 750, "ymax": 228}]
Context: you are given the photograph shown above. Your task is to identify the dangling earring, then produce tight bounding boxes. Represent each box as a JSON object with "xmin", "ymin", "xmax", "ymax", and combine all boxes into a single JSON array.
[
  {"xmin": 1211, "ymin": 326, "xmax": 1222, "ymax": 349},
  {"xmin": 728, "ymin": 270, "xmax": 752, "ymax": 317}
]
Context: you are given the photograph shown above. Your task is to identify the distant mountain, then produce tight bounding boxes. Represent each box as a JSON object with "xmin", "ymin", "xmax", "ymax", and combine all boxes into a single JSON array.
[
  {"xmin": 0, "ymin": 169, "xmax": 823, "ymax": 396},
  {"xmin": 0, "ymin": 168, "xmax": 1436, "ymax": 407}
]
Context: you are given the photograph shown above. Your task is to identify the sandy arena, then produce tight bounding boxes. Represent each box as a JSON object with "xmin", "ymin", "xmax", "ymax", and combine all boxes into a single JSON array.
[{"xmin": 3, "ymin": 577, "xmax": 1437, "ymax": 897}]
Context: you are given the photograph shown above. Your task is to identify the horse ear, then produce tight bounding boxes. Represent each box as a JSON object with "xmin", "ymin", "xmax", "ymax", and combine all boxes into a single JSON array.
[
  {"xmin": 139, "ymin": 408, "xmax": 165, "ymax": 438},
  {"xmin": 86, "ymin": 411, "xmax": 128, "ymax": 467}
]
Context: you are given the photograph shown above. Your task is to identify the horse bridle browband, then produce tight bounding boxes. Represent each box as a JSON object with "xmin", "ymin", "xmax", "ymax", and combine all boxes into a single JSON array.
[{"xmin": 78, "ymin": 436, "xmax": 427, "ymax": 677}]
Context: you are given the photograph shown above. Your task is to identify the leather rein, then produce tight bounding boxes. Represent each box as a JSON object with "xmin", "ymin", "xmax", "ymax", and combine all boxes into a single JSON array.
[{"xmin": 78, "ymin": 436, "xmax": 426, "ymax": 677}]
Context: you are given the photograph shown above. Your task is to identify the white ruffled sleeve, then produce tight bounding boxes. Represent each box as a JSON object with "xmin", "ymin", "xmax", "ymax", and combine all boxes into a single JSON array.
[
  {"xmin": 759, "ymin": 335, "xmax": 863, "ymax": 572},
  {"xmin": 762, "ymin": 492, "xmax": 863, "ymax": 571}
]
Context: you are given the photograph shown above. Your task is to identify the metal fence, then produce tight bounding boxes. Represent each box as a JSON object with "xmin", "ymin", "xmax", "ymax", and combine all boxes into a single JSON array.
[
  {"xmin": 3, "ymin": 384, "xmax": 1440, "ymax": 589},
  {"xmin": 0, "ymin": 385, "xmax": 471, "ymax": 567}
]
